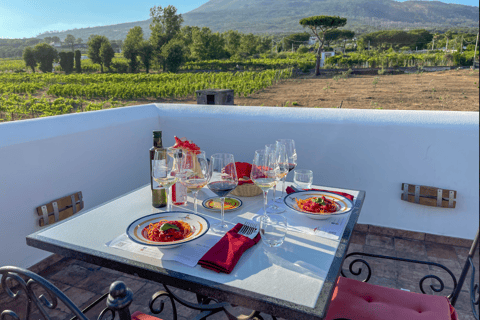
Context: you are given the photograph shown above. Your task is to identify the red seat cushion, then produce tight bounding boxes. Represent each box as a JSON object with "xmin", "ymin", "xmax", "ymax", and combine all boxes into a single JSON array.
[
  {"xmin": 131, "ymin": 311, "xmax": 162, "ymax": 320},
  {"xmin": 325, "ymin": 276, "xmax": 458, "ymax": 320}
]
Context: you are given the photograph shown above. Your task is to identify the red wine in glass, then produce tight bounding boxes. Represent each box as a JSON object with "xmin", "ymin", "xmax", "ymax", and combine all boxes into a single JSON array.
[
  {"xmin": 288, "ymin": 163, "xmax": 297, "ymax": 172},
  {"xmin": 208, "ymin": 181, "xmax": 237, "ymax": 197}
]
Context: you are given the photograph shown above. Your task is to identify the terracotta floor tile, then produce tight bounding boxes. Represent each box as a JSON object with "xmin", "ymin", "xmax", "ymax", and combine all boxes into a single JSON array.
[
  {"xmin": 350, "ymin": 231, "xmax": 366, "ymax": 245},
  {"xmin": 346, "ymin": 243, "xmax": 363, "ymax": 254},
  {"xmin": 365, "ymin": 234, "xmax": 394, "ymax": 249},
  {"xmin": 394, "ymin": 238, "xmax": 427, "ymax": 256},
  {"xmin": 75, "ymin": 269, "xmax": 121, "ymax": 294},
  {"xmin": 425, "ymin": 242, "xmax": 459, "ymax": 260},
  {"xmin": 48, "ymin": 263, "xmax": 94, "ymax": 286},
  {"xmin": 56, "ymin": 286, "xmax": 97, "ymax": 313}
]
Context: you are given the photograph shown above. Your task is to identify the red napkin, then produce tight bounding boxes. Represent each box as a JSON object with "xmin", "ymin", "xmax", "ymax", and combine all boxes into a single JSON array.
[
  {"xmin": 198, "ymin": 223, "xmax": 260, "ymax": 274},
  {"xmin": 286, "ymin": 186, "xmax": 354, "ymax": 201}
]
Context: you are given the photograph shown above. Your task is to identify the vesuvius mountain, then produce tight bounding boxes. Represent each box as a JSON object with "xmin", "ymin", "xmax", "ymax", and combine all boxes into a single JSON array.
[{"xmin": 36, "ymin": 0, "xmax": 479, "ymax": 40}]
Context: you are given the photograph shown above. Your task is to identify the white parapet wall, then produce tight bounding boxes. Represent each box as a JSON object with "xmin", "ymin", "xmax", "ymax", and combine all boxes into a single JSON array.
[
  {"xmin": 0, "ymin": 103, "xmax": 478, "ymax": 269},
  {"xmin": 0, "ymin": 104, "xmax": 161, "ymax": 269},
  {"xmin": 155, "ymin": 104, "xmax": 479, "ymax": 240}
]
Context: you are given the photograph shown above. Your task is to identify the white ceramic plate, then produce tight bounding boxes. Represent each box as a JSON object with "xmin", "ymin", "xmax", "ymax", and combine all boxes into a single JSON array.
[
  {"xmin": 126, "ymin": 211, "xmax": 210, "ymax": 248},
  {"xmin": 284, "ymin": 190, "xmax": 353, "ymax": 220},
  {"xmin": 202, "ymin": 197, "xmax": 243, "ymax": 212}
]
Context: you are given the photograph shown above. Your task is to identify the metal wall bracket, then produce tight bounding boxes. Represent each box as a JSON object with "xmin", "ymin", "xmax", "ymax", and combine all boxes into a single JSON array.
[
  {"xmin": 41, "ymin": 205, "xmax": 49, "ymax": 226},
  {"xmin": 52, "ymin": 202, "xmax": 60, "ymax": 222},
  {"xmin": 401, "ymin": 183, "xmax": 456, "ymax": 208}
]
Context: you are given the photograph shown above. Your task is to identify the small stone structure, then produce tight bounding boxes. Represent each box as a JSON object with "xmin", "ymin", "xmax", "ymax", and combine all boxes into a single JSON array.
[{"xmin": 196, "ymin": 89, "xmax": 234, "ymax": 105}]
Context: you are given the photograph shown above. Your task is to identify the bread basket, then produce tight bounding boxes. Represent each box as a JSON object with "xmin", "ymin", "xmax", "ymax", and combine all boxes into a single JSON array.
[
  {"xmin": 230, "ymin": 180, "xmax": 262, "ymax": 197},
  {"xmin": 227, "ymin": 162, "xmax": 263, "ymax": 197}
]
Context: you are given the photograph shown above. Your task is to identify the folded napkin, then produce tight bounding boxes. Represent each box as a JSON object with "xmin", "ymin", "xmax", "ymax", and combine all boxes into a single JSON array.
[
  {"xmin": 198, "ymin": 223, "xmax": 261, "ymax": 274},
  {"xmin": 286, "ymin": 186, "xmax": 354, "ymax": 201}
]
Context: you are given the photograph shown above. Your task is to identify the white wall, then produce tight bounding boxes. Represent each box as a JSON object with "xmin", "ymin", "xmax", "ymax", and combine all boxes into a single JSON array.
[
  {"xmin": 155, "ymin": 104, "xmax": 479, "ymax": 240},
  {"xmin": 0, "ymin": 103, "xmax": 478, "ymax": 269},
  {"xmin": 0, "ymin": 105, "xmax": 161, "ymax": 268}
]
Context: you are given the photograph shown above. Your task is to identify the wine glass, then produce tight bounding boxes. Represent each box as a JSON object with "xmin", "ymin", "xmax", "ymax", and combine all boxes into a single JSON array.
[
  {"xmin": 276, "ymin": 139, "xmax": 297, "ymax": 198},
  {"xmin": 265, "ymin": 144, "xmax": 286, "ymax": 213},
  {"xmin": 179, "ymin": 150, "xmax": 209, "ymax": 214},
  {"xmin": 207, "ymin": 153, "xmax": 238, "ymax": 233},
  {"xmin": 152, "ymin": 147, "xmax": 181, "ymax": 212},
  {"xmin": 251, "ymin": 149, "xmax": 278, "ymax": 217}
]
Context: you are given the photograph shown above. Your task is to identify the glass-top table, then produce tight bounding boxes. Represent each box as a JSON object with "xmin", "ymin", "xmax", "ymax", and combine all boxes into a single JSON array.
[{"xmin": 27, "ymin": 183, "xmax": 365, "ymax": 319}]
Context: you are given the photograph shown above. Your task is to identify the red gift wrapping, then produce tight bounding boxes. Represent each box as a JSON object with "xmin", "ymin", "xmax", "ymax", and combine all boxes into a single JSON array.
[
  {"xmin": 198, "ymin": 223, "xmax": 260, "ymax": 274},
  {"xmin": 286, "ymin": 186, "xmax": 354, "ymax": 201}
]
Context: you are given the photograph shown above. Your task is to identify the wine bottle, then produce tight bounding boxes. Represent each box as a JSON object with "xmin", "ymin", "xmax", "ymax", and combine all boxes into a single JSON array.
[
  {"xmin": 172, "ymin": 150, "xmax": 187, "ymax": 206},
  {"xmin": 150, "ymin": 131, "xmax": 167, "ymax": 208}
]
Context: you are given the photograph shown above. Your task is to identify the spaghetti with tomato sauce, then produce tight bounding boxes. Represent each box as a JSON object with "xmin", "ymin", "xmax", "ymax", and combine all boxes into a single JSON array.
[
  {"xmin": 143, "ymin": 220, "xmax": 192, "ymax": 242},
  {"xmin": 295, "ymin": 196, "xmax": 337, "ymax": 214}
]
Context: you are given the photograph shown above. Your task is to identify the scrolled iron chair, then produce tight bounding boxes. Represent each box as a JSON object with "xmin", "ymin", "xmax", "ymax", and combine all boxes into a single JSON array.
[
  {"xmin": 325, "ymin": 229, "xmax": 479, "ymax": 320},
  {"xmin": 0, "ymin": 266, "xmax": 163, "ymax": 320}
]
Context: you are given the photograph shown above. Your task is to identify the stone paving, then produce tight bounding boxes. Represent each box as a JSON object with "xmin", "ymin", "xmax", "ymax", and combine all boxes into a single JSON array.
[{"xmin": 1, "ymin": 228, "xmax": 478, "ymax": 320}]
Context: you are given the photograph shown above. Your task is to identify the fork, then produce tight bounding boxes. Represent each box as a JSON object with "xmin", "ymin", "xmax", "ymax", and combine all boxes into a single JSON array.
[{"xmin": 238, "ymin": 220, "xmax": 259, "ymax": 239}]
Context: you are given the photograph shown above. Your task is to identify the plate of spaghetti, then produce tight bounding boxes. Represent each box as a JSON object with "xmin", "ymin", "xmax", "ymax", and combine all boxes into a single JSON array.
[
  {"xmin": 126, "ymin": 211, "xmax": 210, "ymax": 248},
  {"xmin": 284, "ymin": 191, "xmax": 353, "ymax": 220}
]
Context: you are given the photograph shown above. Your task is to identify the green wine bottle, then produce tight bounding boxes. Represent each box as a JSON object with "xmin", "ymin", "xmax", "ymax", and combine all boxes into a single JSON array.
[{"xmin": 150, "ymin": 131, "xmax": 167, "ymax": 208}]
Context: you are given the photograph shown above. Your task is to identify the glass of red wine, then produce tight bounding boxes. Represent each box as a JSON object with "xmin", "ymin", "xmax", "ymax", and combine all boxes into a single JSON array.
[
  {"xmin": 276, "ymin": 139, "xmax": 297, "ymax": 199},
  {"xmin": 207, "ymin": 153, "xmax": 238, "ymax": 233}
]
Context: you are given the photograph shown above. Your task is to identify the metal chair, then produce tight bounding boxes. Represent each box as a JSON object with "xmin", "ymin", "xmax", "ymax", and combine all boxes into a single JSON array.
[
  {"xmin": 0, "ymin": 266, "xmax": 163, "ymax": 320},
  {"xmin": 327, "ymin": 229, "xmax": 479, "ymax": 320}
]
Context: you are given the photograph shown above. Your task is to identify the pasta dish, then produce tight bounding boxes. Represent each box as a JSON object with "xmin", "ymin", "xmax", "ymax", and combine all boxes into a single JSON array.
[
  {"xmin": 295, "ymin": 196, "xmax": 338, "ymax": 214},
  {"xmin": 143, "ymin": 220, "xmax": 192, "ymax": 242}
]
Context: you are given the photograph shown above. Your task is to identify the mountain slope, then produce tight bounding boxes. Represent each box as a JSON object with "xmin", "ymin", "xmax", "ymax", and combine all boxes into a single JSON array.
[{"xmin": 36, "ymin": 0, "xmax": 479, "ymax": 40}]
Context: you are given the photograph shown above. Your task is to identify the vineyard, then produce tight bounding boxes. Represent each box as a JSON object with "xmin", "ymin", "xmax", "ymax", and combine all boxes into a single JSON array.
[{"xmin": 0, "ymin": 68, "xmax": 293, "ymax": 121}]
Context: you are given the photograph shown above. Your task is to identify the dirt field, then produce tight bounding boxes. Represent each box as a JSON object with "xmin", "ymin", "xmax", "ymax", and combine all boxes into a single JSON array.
[
  {"xmin": 233, "ymin": 69, "xmax": 479, "ymax": 111},
  {"xmin": 156, "ymin": 69, "xmax": 479, "ymax": 112}
]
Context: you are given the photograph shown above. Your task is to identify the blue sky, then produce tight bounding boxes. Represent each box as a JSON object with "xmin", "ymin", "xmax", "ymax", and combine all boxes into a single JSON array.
[{"xmin": 0, "ymin": 0, "xmax": 478, "ymax": 39}]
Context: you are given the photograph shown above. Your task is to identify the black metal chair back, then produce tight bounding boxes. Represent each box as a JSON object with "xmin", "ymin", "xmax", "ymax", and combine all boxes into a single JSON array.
[{"xmin": 0, "ymin": 266, "xmax": 132, "ymax": 320}]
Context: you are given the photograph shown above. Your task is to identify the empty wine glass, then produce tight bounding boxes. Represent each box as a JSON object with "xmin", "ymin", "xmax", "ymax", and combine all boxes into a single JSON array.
[
  {"xmin": 179, "ymin": 150, "xmax": 209, "ymax": 214},
  {"xmin": 265, "ymin": 144, "xmax": 286, "ymax": 213},
  {"xmin": 152, "ymin": 147, "xmax": 181, "ymax": 212},
  {"xmin": 251, "ymin": 149, "xmax": 278, "ymax": 217},
  {"xmin": 276, "ymin": 139, "xmax": 297, "ymax": 199},
  {"xmin": 207, "ymin": 153, "xmax": 238, "ymax": 233}
]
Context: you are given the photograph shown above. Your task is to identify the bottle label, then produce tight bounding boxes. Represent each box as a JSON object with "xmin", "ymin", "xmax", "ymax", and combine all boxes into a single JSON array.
[
  {"xmin": 151, "ymin": 160, "xmax": 167, "ymax": 189},
  {"xmin": 172, "ymin": 182, "xmax": 187, "ymax": 205}
]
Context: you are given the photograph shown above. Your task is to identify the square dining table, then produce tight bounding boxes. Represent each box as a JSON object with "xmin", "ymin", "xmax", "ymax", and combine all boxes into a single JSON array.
[{"xmin": 27, "ymin": 182, "xmax": 366, "ymax": 320}]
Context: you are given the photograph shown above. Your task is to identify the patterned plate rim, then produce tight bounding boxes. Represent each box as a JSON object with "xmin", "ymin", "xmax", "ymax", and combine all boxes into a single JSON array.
[
  {"xmin": 283, "ymin": 190, "xmax": 353, "ymax": 217},
  {"xmin": 201, "ymin": 197, "xmax": 243, "ymax": 212},
  {"xmin": 126, "ymin": 211, "xmax": 210, "ymax": 247}
]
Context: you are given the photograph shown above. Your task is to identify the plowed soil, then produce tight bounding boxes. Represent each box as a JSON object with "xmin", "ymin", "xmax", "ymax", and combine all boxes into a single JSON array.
[
  {"xmin": 234, "ymin": 69, "xmax": 479, "ymax": 111},
  {"xmin": 161, "ymin": 69, "xmax": 479, "ymax": 111}
]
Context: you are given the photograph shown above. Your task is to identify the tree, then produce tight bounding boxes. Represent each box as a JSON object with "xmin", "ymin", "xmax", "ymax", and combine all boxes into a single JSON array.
[
  {"xmin": 76, "ymin": 38, "xmax": 83, "ymax": 45},
  {"xmin": 123, "ymin": 26, "xmax": 144, "ymax": 73},
  {"xmin": 23, "ymin": 47, "xmax": 36, "ymax": 73},
  {"xmin": 149, "ymin": 5, "xmax": 183, "ymax": 71},
  {"xmin": 33, "ymin": 43, "xmax": 58, "ymax": 73},
  {"xmin": 65, "ymin": 34, "xmax": 76, "ymax": 52},
  {"xmin": 337, "ymin": 30, "xmax": 355, "ymax": 52},
  {"xmin": 190, "ymin": 27, "xmax": 226, "ymax": 61},
  {"xmin": 283, "ymin": 32, "xmax": 310, "ymax": 51},
  {"xmin": 300, "ymin": 16, "xmax": 347, "ymax": 75},
  {"xmin": 100, "ymin": 42, "xmax": 115, "ymax": 71},
  {"xmin": 51, "ymin": 36, "xmax": 61, "ymax": 43},
  {"xmin": 223, "ymin": 30, "xmax": 242, "ymax": 57},
  {"xmin": 139, "ymin": 41, "xmax": 153, "ymax": 73},
  {"xmin": 161, "ymin": 38, "xmax": 185, "ymax": 73},
  {"xmin": 75, "ymin": 50, "xmax": 81, "ymax": 73},
  {"xmin": 87, "ymin": 35, "xmax": 111, "ymax": 72}
]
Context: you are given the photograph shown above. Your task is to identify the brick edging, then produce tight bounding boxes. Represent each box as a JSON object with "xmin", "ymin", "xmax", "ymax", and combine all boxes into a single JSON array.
[{"xmin": 354, "ymin": 224, "xmax": 474, "ymax": 248}]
